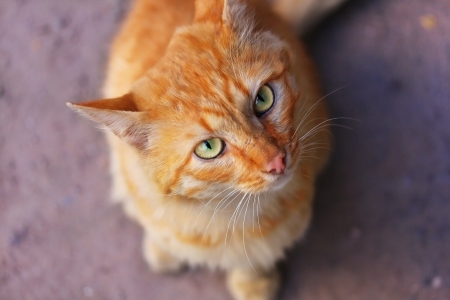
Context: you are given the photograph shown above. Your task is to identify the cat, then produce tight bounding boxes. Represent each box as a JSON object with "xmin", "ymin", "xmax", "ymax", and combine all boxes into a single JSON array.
[{"xmin": 68, "ymin": 0, "xmax": 346, "ymax": 299}]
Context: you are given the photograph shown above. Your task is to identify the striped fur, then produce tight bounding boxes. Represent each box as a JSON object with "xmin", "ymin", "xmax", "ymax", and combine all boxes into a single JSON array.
[{"xmin": 68, "ymin": 0, "xmax": 338, "ymax": 299}]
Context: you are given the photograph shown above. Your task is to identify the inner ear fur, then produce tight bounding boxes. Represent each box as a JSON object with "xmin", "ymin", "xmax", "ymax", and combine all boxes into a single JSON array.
[{"xmin": 67, "ymin": 93, "xmax": 151, "ymax": 150}]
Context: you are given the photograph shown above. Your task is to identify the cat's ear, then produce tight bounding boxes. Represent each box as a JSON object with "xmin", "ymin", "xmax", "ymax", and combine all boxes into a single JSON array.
[
  {"xmin": 67, "ymin": 93, "xmax": 151, "ymax": 150},
  {"xmin": 194, "ymin": 0, "xmax": 237, "ymax": 24},
  {"xmin": 194, "ymin": 0, "xmax": 224, "ymax": 23}
]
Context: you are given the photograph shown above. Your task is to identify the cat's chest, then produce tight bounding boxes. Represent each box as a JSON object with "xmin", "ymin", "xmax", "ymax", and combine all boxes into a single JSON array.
[{"xmin": 143, "ymin": 195, "xmax": 313, "ymax": 270}]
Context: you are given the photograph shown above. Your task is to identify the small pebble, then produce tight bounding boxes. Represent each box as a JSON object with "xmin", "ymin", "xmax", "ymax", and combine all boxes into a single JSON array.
[
  {"xmin": 83, "ymin": 286, "xmax": 94, "ymax": 298},
  {"xmin": 420, "ymin": 14, "xmax": 437, "ymax": 30},
  {"xmin": 432, "ymin": 276, "xmax": 442, "ymax": 289},
  {"xmin": 32, "ymin": 39, "xmax": 42, "ymax": 52}
]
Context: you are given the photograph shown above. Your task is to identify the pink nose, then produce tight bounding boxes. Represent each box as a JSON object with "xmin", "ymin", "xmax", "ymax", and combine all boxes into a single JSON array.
[{"xmin": 266, "ymin": 152, "xmax": 286, "ymax": 174}]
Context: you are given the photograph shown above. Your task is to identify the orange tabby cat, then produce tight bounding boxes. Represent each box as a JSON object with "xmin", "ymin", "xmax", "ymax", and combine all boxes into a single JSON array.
[{"xmin": 68, "ymin": 0, "xmax": 345, "ymax": 299}]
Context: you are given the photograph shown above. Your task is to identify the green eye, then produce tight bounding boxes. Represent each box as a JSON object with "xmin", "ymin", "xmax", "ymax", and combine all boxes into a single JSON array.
[
  {"xmin": 194, "ymin": 138, "xmax": 225, "ymax": 159},
  {"xmin": 254, "ymin": 84, "xmax": 274, "ymax": 117}
]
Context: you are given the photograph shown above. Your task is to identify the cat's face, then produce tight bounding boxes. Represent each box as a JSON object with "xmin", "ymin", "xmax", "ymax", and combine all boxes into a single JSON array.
[{"xmin": 70, "ymin": 0, "xmax": 306, "ymax": 201}]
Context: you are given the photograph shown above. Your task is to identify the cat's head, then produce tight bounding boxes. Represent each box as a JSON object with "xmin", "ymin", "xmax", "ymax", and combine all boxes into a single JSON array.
[{"xmin": 69, "ymin": 0, "xmax": 316, "ymax": 200}]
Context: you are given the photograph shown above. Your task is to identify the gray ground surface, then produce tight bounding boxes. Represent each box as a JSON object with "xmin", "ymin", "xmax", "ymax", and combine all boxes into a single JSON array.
[{"xmin": 1, "ymin": 0, "xmax": 449, "ymax": 299}]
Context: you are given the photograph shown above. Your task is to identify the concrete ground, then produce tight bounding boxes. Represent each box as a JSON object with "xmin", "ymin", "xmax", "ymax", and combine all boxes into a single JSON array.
[{"xmin": 1, "ymin": 0, "xmax": 449, "ymax": 299}]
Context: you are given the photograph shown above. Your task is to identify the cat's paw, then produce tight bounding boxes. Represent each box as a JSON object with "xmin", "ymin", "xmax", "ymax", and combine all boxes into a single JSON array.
[
  {"xmin": 142, "ymin": 236, "xmax": 183, "ymax": 274},
  {"xmin": 226, "ymin": 268, "xmax": 280, "ymax": 300}
]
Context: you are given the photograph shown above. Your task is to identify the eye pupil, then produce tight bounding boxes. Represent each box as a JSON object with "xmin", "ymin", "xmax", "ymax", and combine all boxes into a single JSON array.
[
  {"xmin": 256, "ymin": 95, "xmax": 265, "ymax": 103},
  {"xmin": 205, "ymin": 141, "xmax": 212, "ymax": 149}
]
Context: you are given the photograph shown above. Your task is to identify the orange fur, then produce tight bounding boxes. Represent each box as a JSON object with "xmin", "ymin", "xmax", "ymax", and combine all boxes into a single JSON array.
[{"xmin": 68, "ymin": 0, "xmax": 341, "ymax": 299}]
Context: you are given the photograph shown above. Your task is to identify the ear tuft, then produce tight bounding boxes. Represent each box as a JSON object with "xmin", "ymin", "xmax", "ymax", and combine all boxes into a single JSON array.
[{"xmin": 194, "ymin": 0, "xmax": 226, "ymax": 24}]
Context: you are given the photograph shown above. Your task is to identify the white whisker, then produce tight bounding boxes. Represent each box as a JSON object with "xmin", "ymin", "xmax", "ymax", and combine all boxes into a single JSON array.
[
  {"xmin": 252, "ymin": 194, "xmax": 256, "ymax": 232},
  {"xmin": 225, "ymin": 192, "xmax": 247, "ymax": 245},
  {"xmin": 257, "ymin": 194, "xmax": 266, "ymax": 242},
  {"xmin": 195, "ymin": 186, "xmax": 234, "ymax": 226},
  {"xmin": 218, "ymin": 190, "xmax": 242, "ymax": 212},
  {"xmin": 201, "ymin": 190, "xmax": 239, "ymax": 242},
  {"xmin": 291, "ymin": 86, "xmax": 348, "ymax": 141},
  {"xmin": 233, "ymin": 193, "xmax": 250, "ymax": 234},
  {"xmin": 242, "ymin": 195, "xmax": 257, "ymax": 273},
  {"xmin": 298, "ymin": 117, "xmax": 346, "ymax": 142},
  {"xmin": 214, "ymin": 189, "xmax": 238, "ymax": 213}
]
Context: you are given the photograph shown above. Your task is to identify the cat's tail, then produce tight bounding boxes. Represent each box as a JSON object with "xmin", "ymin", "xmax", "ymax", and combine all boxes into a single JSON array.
[{"xmin": 270, "ymin": 0, "xmax": 349, "ymax": 34}]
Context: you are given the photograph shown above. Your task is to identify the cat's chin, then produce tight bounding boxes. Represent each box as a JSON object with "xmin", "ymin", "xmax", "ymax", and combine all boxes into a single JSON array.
[{"xmin": 265, "ymin": 170, "xmax": 294, "ymax": 192}]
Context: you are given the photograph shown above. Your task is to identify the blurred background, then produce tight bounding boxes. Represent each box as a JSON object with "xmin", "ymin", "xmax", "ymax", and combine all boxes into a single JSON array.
[{"xmin": 1, "ymin": 0, "xmax": 449, "ymax": 299}]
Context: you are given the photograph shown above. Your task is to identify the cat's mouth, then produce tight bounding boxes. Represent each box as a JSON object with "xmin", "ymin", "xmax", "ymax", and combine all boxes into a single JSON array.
[{"xmin": 270, "ymin": 169, "xmax": 293, "ymax": 190}]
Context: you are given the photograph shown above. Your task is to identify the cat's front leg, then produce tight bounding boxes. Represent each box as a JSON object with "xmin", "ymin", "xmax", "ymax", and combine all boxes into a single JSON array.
[
  {"xmin": 142, "ymin": 234, "xmax": 183, "ymax": 274},
  {"xmin": 226, "ymin": 267, "xmax": 280, "ymax": 300}
]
